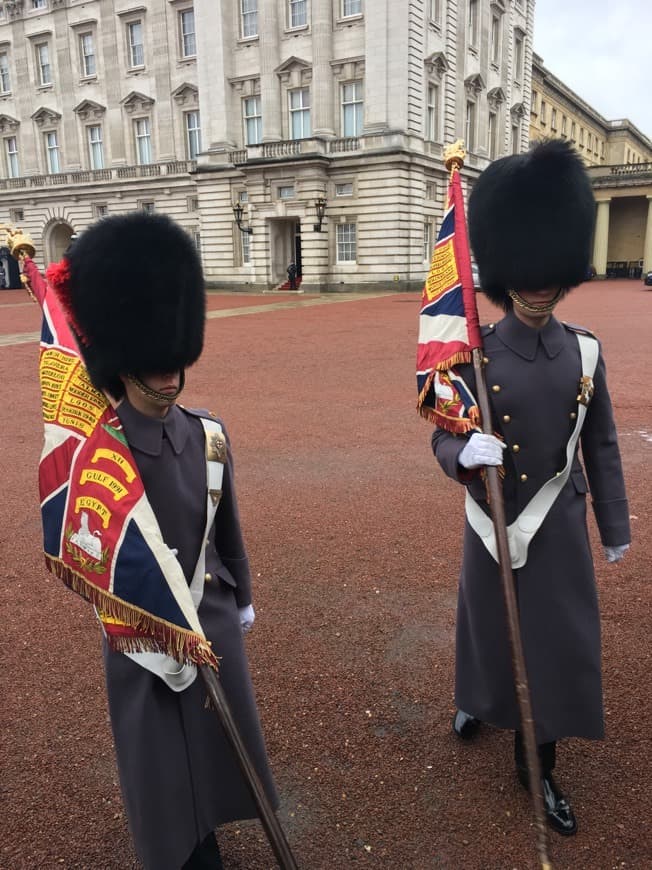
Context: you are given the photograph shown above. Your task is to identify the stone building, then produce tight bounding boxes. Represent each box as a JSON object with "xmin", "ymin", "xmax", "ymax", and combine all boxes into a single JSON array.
[
  {"xmin": 530, "ymin": 53, "xmax": 652, "ymax": 278},
  {"xmin": 0, "ymin": 0, "xmax": 534, "ymax": 290}
]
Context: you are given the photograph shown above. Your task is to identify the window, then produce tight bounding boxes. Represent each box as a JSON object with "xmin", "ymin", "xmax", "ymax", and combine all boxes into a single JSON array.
[
  {"xmin": 488, "ymin": 111, "xmax": 497, "ymax": 159},
  {"xmin": 134, "ymin": 118, "xmax": 152, "ymax": 164},
  {"xmin": 185, "ymin": 110, "xmax": 201, "ymax": 159},
  {"xmin": 289, "ymin": 88, "xmax": 311, "ymax": 139},
  {"xmin": 239, "ymin": 190, "xmax": 249, "ymax": 203},
  {"xmin": 140, "ymin": 200, "xmax": 155, "ymax": 214},
  {"xmin": 468, "ymin": 0, "xmax": 478, "ymax": 47},
  {"xmin": 9, "ymin": 207, "xmax": 24, "ymax": 223},
  {"xmin": 540, "ymin": 101, "xmax": 546, "ymax": 124},
  {"xmin": 241, "ymin": 230, "xmax": 251, "ymax": 264},
  {"xmin": 87, "ymin": 125, "xmax": 104, "ymax": 169},
  {"xmin": 425, "ymin": 83, "xmax": 439, "ymax": 141},
  {"xmin": 561, "ymin": 115, "xmax": 567, "ymax": 137},
  {"xmin": 127, "ymin": 21, "xmax": 145, "ymax": 67},
  {"xmin": 579, "ymin": 127, "xmax": 584, "ymax": 146},
  {"xmin": 36, "ymin": 42, "xmax": 52, "ymax": 85},
  {"xmin": 335, "ymin": 182, "xmax": 353, "ymax": 197},
  {"xmin": 187, "ymin": 196, "xmax": 199, "ymax": 212},
  {"xmin": 45, "ymin": 130, "xmax": 60, "ymax": 173},
  {"xmin": 513, "ymin": 31, "xmax": 523, "ymax": 81},
  {"xmin": 429, "ymin": 0, "xmax": 442, "ymax": 24},
  {"xmin": 241, "ymin": 0, "xmax": 258, "ymax": 38},
  {"xmin": 571, "ymin": 121, "xmax": 576, "ymax": 141},
  {"xmin": 423, "ymin": 221, "xmax": 432, "ymax": 263},
  {"xmin": 278, "ymin": 185, "xmax": 295, "ymax": 199},
  {"xmin": 4, "ymin": 137, "xmax": 19, "ymax": 178},
  {"xmin": 288, "ymin": 0, "xmax": 307, "ymax": 28},
  {"xmin": 491, "ymin": 15, "xmax": 501, "ymax": 65},
  {"xmin": 32, "ymin": 0, "xmax": 47, "ymax": 8},
  {"xmin": 0, "ymin": 52, "xmax": 11, "ymax": 93},
  {"xmin": 531, "ymin": 90, "xmax": 538, "ymax": 114},
  {"xmin": 341, "ymin": 0, "xmax": 361, "ymax": 17},
  {"xmin": 587, "ymin": 132, "xmax": 592, "ymax": 152},
  {"xmin": 465, "ymin": 100, "xmax": 476, "ymax": 152},
  {"xmin": 179, "ymin": 9, "xmax": 196, "ymax": 57},
  {"xmin": 551, "ymin": 108, "xmax": 557, "ymax": 130},
  {"xmin": 93, "ymin": 203, "xmax": 108, "ymax": 217},
  {"xmin": 336, "ymin": 223, "xmax": 356, "ymax": 262},
  {"xmin": 511, "ymin": 122, "xmax": 520, "ymax": 155},
  {"xmin": 425, "ymin": 181, "xmax": 436, "ymax": 200},
  {"xmin": 79, "ymin": 32, "xmax": 96, "ymax": 77},
  {"xmin": 341, "ymin": 81, "xmax": 363, "ymax": 137},
  {"xmin": 243, "ymin": 96, "xmax": 262, "ymax": 145},
  {"xmin": 192, "ymin": 230, "xmax": 201, "ymax": 253}
]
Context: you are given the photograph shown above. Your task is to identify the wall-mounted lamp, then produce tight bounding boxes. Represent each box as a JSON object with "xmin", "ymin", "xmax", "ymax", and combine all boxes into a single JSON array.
[
  {"xmin": 232, "ymin": 201, "xmax": 253, "ymax": 234},
  {"xmin": 313, "ymin": 197, "xmax": 327, "ymax": 232}
]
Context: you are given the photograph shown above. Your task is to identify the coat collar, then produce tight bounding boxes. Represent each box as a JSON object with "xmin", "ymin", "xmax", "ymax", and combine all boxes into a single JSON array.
[
  {"xmin": 117, "ymin": 399, "xmax": 189, "ymax": 457},
  {"xmin": 495, "ymin": 310, "xmax": 565, "ymax": 361}
]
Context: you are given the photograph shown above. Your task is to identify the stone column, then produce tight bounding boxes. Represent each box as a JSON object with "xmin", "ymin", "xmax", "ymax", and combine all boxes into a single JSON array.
[
  {"xmin": 196, "ymin": 0, "xmax": 234, "ymax": 151},
  {"xmin": 643, "ymin": 196, "xmax": 652, "ymax": 273},
  {"xmin": 592, "ymin": 198, "xmax": 611, "ymax": 278},
  {"xmin": 259, "ymin": 0, "xmax": 281, "ymax": 142},
  {"xmin": 363, "ymin": 0, "xmax": 389, "ymax": 133},
  {"xmin": 311, "ymin": 0, "xmax": 334, "ymax": 136}
]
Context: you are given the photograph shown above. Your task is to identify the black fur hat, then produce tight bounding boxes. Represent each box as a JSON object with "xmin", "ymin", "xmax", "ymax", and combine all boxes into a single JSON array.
[
  {"xmin": 468, "ymin": 140, "xmax": 595, "ymax": 309},
  {"xmin": 64, "ymin": 212, "xmax": 205, "ymax": 398}
]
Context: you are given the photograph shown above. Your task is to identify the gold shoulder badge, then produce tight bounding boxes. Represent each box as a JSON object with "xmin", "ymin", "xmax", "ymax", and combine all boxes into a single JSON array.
[{"xmin": 206, "ymin": 429, "xmax": 227, "ymax": 464}]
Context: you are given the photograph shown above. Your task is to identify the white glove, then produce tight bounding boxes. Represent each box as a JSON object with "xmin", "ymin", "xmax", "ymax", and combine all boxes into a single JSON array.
[
  {"xmin": 604, "ymin": 544, "xmax": 630, "ymax": 563},
  {"xmin": 239, "ymin": 604, "xmax": 255, "ymax": 634},
  {"xmin": 458, "ymin": 433, "xmax": 506, "ymax": 469},
  {"xmin": 124, "ymin": 651, "xmax": 197, "ymax": 692}
]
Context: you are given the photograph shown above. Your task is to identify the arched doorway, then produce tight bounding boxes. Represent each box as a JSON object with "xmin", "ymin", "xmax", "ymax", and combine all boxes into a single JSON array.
[{"xmin": 47, "ymin": 221, "xmax": 75, "ymax": 265}]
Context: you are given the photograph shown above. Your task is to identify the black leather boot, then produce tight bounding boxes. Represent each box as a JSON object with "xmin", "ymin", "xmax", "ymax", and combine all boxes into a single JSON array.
[
  {"xmin": 514, "ymin": 734, "xmax": 577, "ymax": 836},
  {"xmin": 452, "ymin": 709, "xmax": 481, "ymax": 739},
  {"xmin": 182, "ymin": 832, "xmax": 224, "ymax": 869}
]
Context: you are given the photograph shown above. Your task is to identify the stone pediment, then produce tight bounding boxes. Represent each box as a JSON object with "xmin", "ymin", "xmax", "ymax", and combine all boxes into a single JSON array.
[
  {"xmin": 73, "ymin": 99, "xmax": 106, "ymax": 120},
  {"xmin": 487, "ymin": 87, "xmax": 506, "ymax": 110},
  {"xmin": 31, "ymin": 106, "xmax": 62, "ymax": 126},
  {"xmin": 120, "ymin": 91, "xmax": 155, "ymax": 113},
  {"xmin": 511, "ymin": 101, "xmax": 527, "ymax": 120},
  {"xmin": 490, "ymin": 0, "xmax": 506, "ymax": 14},
  {"xmin": 171, "ymin": 82, "xmax": 199, "ymax": 106},
  {"xmin": 424, "ymin": 51, "xmax": 449, "ymax": 81},
  {"xmin": 275, "ymin": 56, "xmax": 312, "ymax": 85},
  {"xmin": 464, "ymin": 74, "xmax": 485, "ymax": 98},
  {"xmin": 0, "ymin": 114, "xmax": 20, "ymax": 133}
]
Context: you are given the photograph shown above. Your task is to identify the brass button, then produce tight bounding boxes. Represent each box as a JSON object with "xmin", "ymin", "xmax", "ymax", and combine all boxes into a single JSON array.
[
  {"xmin": 482, "ymin": 356, "xmax": 489, "ymax": 365},
  {"xmin": 204, "ymin": 572, "xmax": 213, "ymax": 582},
  {"xmin": 503, "ymin": 414, "xmax": 511, "ymax": 423},
  {"xmin": 570, "ymin": 412, "xmax": 577, "ymax": 420},
  {"xmin": 512, "ymin": 444, "xmax": 520, "ymax": 453},
  {"xmin": 492, "ymin": 384, "xmax": 501, "ymax": 393},
  {"xmin": 488, "ymin": 323, "xmax": 495, "ymax": 328},
  {"xmin": 520, "ymin": 474, "xmax": 528, "ymax": 482},
  {"xmin": 555, "ymin": 471, "xmax": 561, "ymax": 477}
]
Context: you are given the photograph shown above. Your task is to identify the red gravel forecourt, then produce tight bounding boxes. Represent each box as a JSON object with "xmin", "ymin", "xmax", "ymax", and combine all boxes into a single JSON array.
[{"xmin": 1, "ymin": 281, "xmax": 650, "ymax": 870}]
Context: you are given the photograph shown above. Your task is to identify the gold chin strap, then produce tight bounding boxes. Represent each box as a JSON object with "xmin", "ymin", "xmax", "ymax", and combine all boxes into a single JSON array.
[
  {"xmin": 127, "ymin": 371, "xmax": 185, "ymax": 405},
  {"xmin": 508, "ymin": 288, "xmax": 563, "ymax": 314}
]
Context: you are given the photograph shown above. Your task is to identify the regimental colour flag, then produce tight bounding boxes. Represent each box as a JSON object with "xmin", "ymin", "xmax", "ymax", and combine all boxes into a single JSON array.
[
  {"xmin": 417, "ymin": 163, "xmax": 482, "ymax": 433},
  {"xmin": 25, "ymin": 257, "xmax": 218, "ymax": 668}
]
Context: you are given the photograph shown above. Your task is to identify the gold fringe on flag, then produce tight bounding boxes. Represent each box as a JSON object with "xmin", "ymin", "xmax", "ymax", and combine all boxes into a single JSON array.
[{"xmin": 45, "ymin": 554, "xmax": 220, "ymax": 669}]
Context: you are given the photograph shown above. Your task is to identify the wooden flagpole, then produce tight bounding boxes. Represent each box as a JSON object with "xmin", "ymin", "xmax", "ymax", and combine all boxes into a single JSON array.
[{"xmin": 446, "ymin": 146, "xmax": 552, "ymax": 870}]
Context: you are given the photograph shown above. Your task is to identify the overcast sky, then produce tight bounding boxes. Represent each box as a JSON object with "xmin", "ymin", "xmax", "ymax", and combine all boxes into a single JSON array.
[{"xmin": 533, "ymin": 0, "xmax": 652, "ymax": 138}]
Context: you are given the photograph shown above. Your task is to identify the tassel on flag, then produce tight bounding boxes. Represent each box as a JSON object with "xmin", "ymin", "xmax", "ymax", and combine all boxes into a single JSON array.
[{"xmin": 417, "ymin": 146, "xmax": 483, "ymax": 433}]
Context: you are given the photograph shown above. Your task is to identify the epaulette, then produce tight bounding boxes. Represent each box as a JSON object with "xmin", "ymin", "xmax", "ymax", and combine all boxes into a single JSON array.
[
  {"xmin": 481, "ymin": 322, "xmax": 497, "ymax": 337},
  {"xmin": 181, "ymin": 406, "xmax": 222, "ymax": 423},
  {"xmin": 562, "ymin": 321, "xmax": 597, "ymax": 339}
]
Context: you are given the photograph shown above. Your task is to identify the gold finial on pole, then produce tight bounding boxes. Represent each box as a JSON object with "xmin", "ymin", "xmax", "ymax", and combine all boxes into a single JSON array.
[
  {"xmin": 6, "ymin": 226, "xmax": 36, "ymax": 261},
  {"xmin": 444, "ymin": 139, "xmax": 467, "ymax": 175}
]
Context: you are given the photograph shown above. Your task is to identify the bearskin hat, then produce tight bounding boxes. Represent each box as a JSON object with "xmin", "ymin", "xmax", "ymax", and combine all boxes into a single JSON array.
[
  {"xmin": 63, "ymin": 213, "xmax": 205, "ymax": 398},
  {"xmin": 468, "ymin": 139, "xmax": 595, "ymax": 309}
]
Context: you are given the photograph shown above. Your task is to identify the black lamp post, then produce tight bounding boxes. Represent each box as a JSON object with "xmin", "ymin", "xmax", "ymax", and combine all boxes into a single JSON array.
[
  {"xmin": 232, "ymin": 202, "xmax": 253, "ymax": 234},
  {"xmin": 313, "ymin": 197, "xmax": 327, "ymax": 232}
]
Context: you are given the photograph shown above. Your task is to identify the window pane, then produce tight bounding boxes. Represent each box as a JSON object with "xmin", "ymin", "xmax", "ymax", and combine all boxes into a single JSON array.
[
  {"xmin": 128, "ymin": 22, "xmax": 144, "ymax": 66},
  {"xmin": 290, "ymin": 0, "xmax": 307, "ymax": 27},
  {"xmin": 241, "ymin": 230, "xmax": 251, "ymax": 264},
  {"xmin": 5, "ymin": 137, "xmax": 19, "ymax": 177},
  {"xmin": 0, "ymin": 53, "xmax": 10, "ymax": 93},
  {"xmin": 135, "ymin": 118, "xmax": 152, "ymax": 164},
  {"xmin": 80, "ymin": 33, "xmax": 96, "ymax": 76},
  {"xmin": 335, "ymin": 182, "xmax": 353, "ymax": 197},
  {"xmin": 88, "ymin": 125, "xmax": 104, "ymax": 169},
  {"xmin": 185, "ymin": 111, "xmax": 201, "ymax": 159},
  {"xmin": 342, "ymin": 81, "xmax": 363, "ymax": 137},
  {"xmin": 37, "ymin": 43, "xmax": 52, "ymax": 84},
  {"xmin": 181, "ymin": 10, "xmax": 196, "ymax": 56},
  {"xmin": 46, "ymin": 131, "xmax": 60, "ymax": 173},
  {"xmin": 337, "ymin": 223, "xmax": 357, "ymax": 262},
  {"xmin": 289, "ymin": 88, "xmax": 310, "ymax": 140},
  {"xmin": 342, "ymin": 0, "xmax": 361, "ymax": 17},
  {"xmin": 241, "ymin": 0, "xmax": 258, "ymax": 38},
  {"xmin": 243, "ymin": 97, "xmax": 262, "ymax": 145}
]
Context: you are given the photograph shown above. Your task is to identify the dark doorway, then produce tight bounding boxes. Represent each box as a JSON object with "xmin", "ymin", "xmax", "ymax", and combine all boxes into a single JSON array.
[{"xmin": 294, "ymin": 223, "xmax": 302, "ymax": 277}]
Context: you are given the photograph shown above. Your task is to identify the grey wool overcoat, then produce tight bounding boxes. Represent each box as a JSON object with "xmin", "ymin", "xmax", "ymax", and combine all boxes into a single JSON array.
[
  {"xmin": 102, "ymin": 400, "xmax": 278, "ymax": 870},
  {"xmin": 432, "ymin": 311, "xmax": 630, "ymax": 744}
]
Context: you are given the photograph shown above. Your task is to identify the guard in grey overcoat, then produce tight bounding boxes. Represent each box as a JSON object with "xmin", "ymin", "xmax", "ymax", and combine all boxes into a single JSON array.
[
  {"xmin": 62, "ymin": 213, "xmax": 279, "ymax": 869},
  {"xmin": 433, "ymin": 141, "xmax": 631, "ymax": 836}
]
